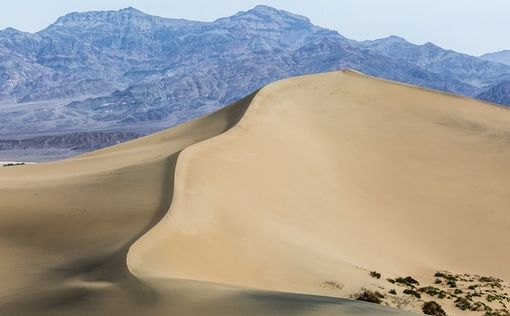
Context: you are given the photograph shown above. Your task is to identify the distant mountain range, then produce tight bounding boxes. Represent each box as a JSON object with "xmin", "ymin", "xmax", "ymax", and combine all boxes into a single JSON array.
[
  {"xmin": 477, "ymin": 80, "xmax": 510, "ymax": 106},
  {"xmin": 480, "ymin": 50, "xmax": 510, "ymax": 66},
  {"xmin": 0, "ymin": 5, "xmax": 509, "ymax": 160}
]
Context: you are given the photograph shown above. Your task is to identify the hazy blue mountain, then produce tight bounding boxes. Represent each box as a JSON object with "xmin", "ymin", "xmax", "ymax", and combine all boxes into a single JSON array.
[
  {"xmin": 477, "ymin": 80, "xmax": 510, "ymax": 106},
  {"xmin": 0, "ymin": 131, "xmax": 140, "ymax": 161},
  {"xmin": 292, "ymin": 36, "xmax": 478, "ymax": 95},
  {"xmin": 0, "ymin": 131, "xmax": 140, "ymax": 151},
  {"xmin": 359, "ymin": 36, "xmax": 510, "ymax": 89},
  {"xmin": 480, "ymin": 50, "xmax": 510, "ymax": 66},
  {"xmin": 0, "ymin": 5, "xmax": 509, "ymax": 160},
  {"xmin": 59, "ymin": 6, "xmax": 486, "ymax": 127}
]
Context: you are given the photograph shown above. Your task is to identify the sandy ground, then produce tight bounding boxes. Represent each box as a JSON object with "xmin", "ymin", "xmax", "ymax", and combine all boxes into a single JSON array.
[{"xmin": 1, "ymin": 70, "xmax": 509, "ymax": 315}]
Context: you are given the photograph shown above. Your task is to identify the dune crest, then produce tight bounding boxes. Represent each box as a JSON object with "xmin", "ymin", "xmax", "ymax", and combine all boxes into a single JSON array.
[{"xmin": 1, "ymin": 70, "xmax": 509, "ymax": 315}]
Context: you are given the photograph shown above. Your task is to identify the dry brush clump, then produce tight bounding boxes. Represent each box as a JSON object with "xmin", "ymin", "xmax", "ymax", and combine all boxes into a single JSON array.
[
  {"xmin": 433, "ymin": 272, "xmax": 510, "ymax": 315},
  {"xmin": 2, "ymin": 162, "xmax": 25, "ymax": 167},
  {"xmin": 351, "ymin": 270, "xmax": 509, "ymax": 315},
  {"xmin": 383, "ymin": 271, "xmax": 509, "ymax": 315},
  {"xmin": 422, "ymin": 301, "xmax": 447, "ymax": 316},
  {"xmin": 419, "ymin": 286, "xmax": 448, "ymax": 299},
  {"xmin": 352, "ymin": 289, "xmax": 385, "ymax": 304},
  {"xmin": 320, "ymin": 281, "xmax": 344, "ymax": 291},
  {"xmin": 484, "ymin": 309, "xmax": 510, "ymax": 316},
  {"xmin": 403, "ymin": 288, "xmax": 421, "ymax": 299},
  {"xmin": 394, "ymin": 276, "xmax": 420, "ymax": 288}
]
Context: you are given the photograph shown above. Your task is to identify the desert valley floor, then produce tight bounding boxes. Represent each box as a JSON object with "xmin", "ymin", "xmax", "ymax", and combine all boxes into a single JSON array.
[{"xmin": 0, "ymin": 70, "xmax": 509, "ymax": 316}]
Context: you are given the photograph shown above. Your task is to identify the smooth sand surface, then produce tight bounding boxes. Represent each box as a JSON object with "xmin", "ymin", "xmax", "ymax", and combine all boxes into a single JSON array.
[{"xmin": 1, "ymin": 70, "xmax": 509, "ymax": 315}]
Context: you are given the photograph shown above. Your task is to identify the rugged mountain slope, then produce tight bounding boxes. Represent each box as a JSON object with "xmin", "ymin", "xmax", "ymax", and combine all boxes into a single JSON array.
[
  {"xmin": 0, "ymin": 6, "xmax": 506, "ymax": 109},
  {"xmin": 477, "ymin": 80, "xmax": 510, "ymax": 106},
  {"xmin": 480, "ymin": 50, "xmax": 510, "ymax": 66},
  {"xmin": 0, "ymin": 6, "xmax": 326, "ymax": 104},
  {"xmin": 0, "ymin": 131, "xmax": 142, "ymax": 162},
  {"xmin": 359, "ymin": 36, "xmax": 510, "ymax": 88},
  {"xmin": 293, "ymin": 37, "xmax": 477, "ymax": 95},
  {"xmin": 0, "ymin": 131, "xmax": 140, "ymax": 151},
  {"xmin": 66, "ymin": 7, "xmax": 490, "ymax": 126}
]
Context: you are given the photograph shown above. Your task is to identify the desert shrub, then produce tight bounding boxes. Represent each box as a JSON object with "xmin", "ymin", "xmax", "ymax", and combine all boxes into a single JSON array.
[
  {"xmin": 354, "ymin": 289, "xmax": 384, "ymax": 304},
  {"xmin": 395, "ymin": 276, "xmax": 420, "ymax": 287},
  {"xmin": 455, "ymin": 297, "xmax": 489, "ymax": 311},
  {"xmin": 434, "ymin": 278, "xmax": 443, "ymax": 284},
  {"xmin": 403, "ymin": 289, "xmax": 421, "ymax": 298},
  {"xmin": 370, "ymin": 271, "xmax": 381, "ymax": 279},
  {"xmin": 422, "ymin": 301, "xmax": 447, "ymax": 316},
  {"xmin": 455, "ymin": 297, "xmax": 472, "ymax": 310},
  {"xmin": 419, "ymin": 286, "xmax": 447, "ymax": 299},
  {"xmin": 435, "ymin": 272, "xmax": 458, "ymax": 282},
  {"xmin": 455, "ymin": 289, "xmax": 463, "ymax": 294},
  {"xmin": 321, "ymin": 281, "xmax": 344, "ymax": 291},
  {"xmin": 471, "ymin": 301, "xmax": 491, "ymax": 312},
  {"xmin": 487, "ymin": 293, "xmax": 508, "ymax": 303},
  {"xmin": 389, "ymin": 289, "xmax": 397, "ymax": 295},
  {"xmin": 480, "ymin": 276, "xmax": 503, "ymax": 283},
  {"xmin": 485, "ymin": 309, "xmax": 510, "ymax": 316},
  {"xmin": 2, "ymin": 162, "xmax": 25, "ymax": 167},
  {"xmin": 387, "ymin": 278, "xmax": 395, "ymax": 284}
]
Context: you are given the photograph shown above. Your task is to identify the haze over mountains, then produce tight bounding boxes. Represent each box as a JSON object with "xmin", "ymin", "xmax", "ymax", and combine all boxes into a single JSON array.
[{"xmin": 0, "ymin": 5, "xmax": 509, "ymax": 160}]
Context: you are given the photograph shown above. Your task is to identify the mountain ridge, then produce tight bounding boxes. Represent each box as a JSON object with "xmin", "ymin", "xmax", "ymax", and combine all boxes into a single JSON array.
[
  {"xmin": 480, "ymin": 50, "xmax": 510, "ymax": 66},
  {"xmin": 0, "ymin": 5, "xmax": 509, "ymax": 160}
]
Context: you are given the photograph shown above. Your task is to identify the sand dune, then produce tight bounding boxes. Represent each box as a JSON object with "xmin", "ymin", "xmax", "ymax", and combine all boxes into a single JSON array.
[{"xmin": 1, "ymin": 70, "xmax": 509, "ymax": 315}]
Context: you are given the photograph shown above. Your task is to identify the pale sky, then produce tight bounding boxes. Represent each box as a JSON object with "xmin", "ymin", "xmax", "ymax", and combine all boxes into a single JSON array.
[{"xmin": 0, "ymin": 0, "xmax": 508, "ymax": 56}]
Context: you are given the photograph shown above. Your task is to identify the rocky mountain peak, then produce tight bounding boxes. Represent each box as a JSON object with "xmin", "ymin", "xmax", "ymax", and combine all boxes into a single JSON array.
[
  {"xmin": 214, "ymin": 5, "xmax": 313, "ymax": 29},
  {"xmin": 249, "ymin": 5, "xmax": 311, "ymax": 22},
  {"xmin": 118, "ymin": 7, "xmax": 145, "ymax": 15},
  {"xmin": 41, "ymin": 7, "xmax": 194, "ymax": 35},
  {"xmin": 379, "ymin": 35, "xmax": 409, "ymax": 44},
  {"xmin": 43, "ymin": 7, "xmax": 157, "ymax": 31},
  {"xmin": 1, "ymin": 27, "xmax": 23, "ymax": 35}
]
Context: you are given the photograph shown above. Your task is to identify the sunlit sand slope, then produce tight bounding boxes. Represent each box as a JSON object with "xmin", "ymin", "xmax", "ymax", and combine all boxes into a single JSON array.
[{"xmin": 130, "ymin": 71, "xmax": 510, "ymax": 302}]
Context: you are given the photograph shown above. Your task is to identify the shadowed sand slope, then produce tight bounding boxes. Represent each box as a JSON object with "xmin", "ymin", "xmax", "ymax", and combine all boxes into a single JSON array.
[{"xmin": 1, "ymin": 70, "xmax": 509, "ymax": 315}]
